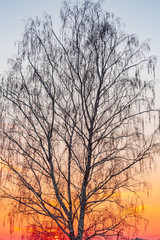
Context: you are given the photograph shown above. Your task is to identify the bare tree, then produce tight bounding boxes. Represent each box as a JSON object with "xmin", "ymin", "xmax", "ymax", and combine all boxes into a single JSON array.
[
  {"xmin": 0, "ymin": 1, "xmax": 158, "ymax": 240},
  {"xmin": 26, "ymin": 222, "xmax": 65, "ymax": 240}
]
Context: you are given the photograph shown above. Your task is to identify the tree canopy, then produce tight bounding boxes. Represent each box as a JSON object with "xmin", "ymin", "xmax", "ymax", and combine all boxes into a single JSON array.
[{"xmin": 0, "ymin": 1, "xmax": 159, "ymax": 240}]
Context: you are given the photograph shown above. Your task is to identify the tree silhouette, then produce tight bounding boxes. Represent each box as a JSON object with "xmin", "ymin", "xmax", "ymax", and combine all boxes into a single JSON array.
[
  {"xmin": 0, "ymin": 1, "xmax": 158, "ymax": 240},
  {"xmin": 26, "ymin": 222, "xmax": 66, "ymax": 240}
]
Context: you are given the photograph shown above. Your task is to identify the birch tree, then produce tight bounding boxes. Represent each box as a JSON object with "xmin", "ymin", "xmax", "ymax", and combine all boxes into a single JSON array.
[{"xmin": 0, "ymin": 1, "xmax": 158, "ymax": 240}]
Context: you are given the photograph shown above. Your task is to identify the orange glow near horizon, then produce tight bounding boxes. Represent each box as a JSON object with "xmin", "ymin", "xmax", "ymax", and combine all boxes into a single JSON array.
[
  {"xmin": 137, "ymin": 166, "xmax": 160, "ymax": 240},
  {"xmin": 0, "ymin": 165, "xmax": 160, "ymax": 240}
]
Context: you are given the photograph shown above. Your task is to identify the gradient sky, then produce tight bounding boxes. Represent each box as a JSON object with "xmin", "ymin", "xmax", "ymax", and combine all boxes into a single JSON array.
[{"xmin": 0, "ymin": 1, "xmax": 160, "ymax": 240}]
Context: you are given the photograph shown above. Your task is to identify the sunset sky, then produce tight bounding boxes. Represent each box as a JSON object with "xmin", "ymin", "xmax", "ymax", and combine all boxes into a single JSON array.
[{"xmin": 0, "ymin": 0, "xmax": 160, "ymax": 239}]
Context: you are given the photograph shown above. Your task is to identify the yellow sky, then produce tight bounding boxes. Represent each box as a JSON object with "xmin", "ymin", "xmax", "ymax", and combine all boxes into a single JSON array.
[
  {"xmin": 138, "ymin": 162, "xmax": 160, "ymax": 240},
  {"xmin": 0, "ymin": 169, "xmax": 160, "ymax": 240}
]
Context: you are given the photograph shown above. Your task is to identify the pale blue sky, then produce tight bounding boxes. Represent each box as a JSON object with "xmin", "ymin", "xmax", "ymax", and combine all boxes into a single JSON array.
[
  {"xmin": 0, "ymin": 0, "xmax": 160, "ymax": 75},
  {"xmin": 106, "ymin": 0, "xmax": 160, "ymax": 60}
]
